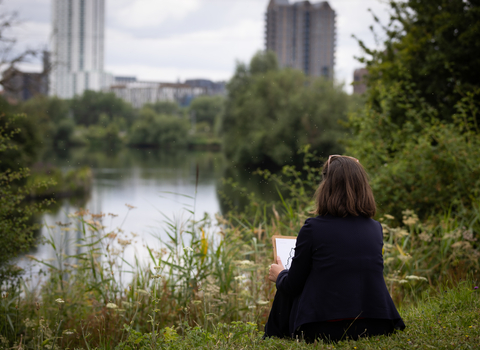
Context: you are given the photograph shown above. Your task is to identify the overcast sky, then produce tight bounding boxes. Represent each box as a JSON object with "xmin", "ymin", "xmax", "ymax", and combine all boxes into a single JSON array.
[{"xmin": 3, "ymin": 0, "xmax": 391, "ymax": 93}]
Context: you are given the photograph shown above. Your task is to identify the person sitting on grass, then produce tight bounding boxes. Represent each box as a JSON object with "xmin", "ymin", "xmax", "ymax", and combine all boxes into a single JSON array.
[{"xmin": 264, "ymin": 155, "xmax": 405, "ymax": 343}]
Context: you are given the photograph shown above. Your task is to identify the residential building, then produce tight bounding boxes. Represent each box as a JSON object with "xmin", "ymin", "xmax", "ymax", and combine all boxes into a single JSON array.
[
  {"xmin": 265, "ymin": 0, "xmax": 336, "ymax": 78},
  {"xmin": 108, "ymin": 80, "xmax": 206, "ymax": 109},
  {"xmin": 353, "ymin": 68, "xmax": 368, "ymax": 94},
  {"xmin": 2, "ymin": 51, "xmax": 50, "ymax": 102},
  {"xmin": 50, "ymin": 0, "xmax": 110, "ymax": 98},
  {"xmin": 184, "ymin": 79, "xmax": 226, "ymax": 96}
]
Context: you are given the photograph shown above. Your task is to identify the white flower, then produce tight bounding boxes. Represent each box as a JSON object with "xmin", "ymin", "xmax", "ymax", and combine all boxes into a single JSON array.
[
  {"xmin": 183, "ymin": 247, "xmax": 194, "ymax": 252},
  {"xmin": 235, "ymin": 260, "xmax": 254, "ymax": 266},
  {"xmin": 121, "ymin": 301, "xmax": 133, "ymax": 308},
  {"xmin": 106, "ymin": 303, "xmax": 118, "ymax": 309},
  {"xmin": 406, "ymin": 275, "xmax": 428, "ymax": 282},
  {"xmin": 398, "ymin": 279, "xmax": 409, "ymax": 284},
  {"xmin": 256, "ymin": 300, "xmax": 269, "ymax": 305},
  {"xmin": 55, "ymin": 298, "xmax": 65, "ymax": 304}
]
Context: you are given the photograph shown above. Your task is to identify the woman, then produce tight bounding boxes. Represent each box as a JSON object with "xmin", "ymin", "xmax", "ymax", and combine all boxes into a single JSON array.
[{"xmin": 264, "ymin": 155, "xmax": 405, "ymax": 342}]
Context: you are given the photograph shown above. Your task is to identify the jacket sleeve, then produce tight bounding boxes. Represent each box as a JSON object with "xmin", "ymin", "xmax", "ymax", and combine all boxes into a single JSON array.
[{"xmin": 276, "ymin": 218, "xmax": 313, "ymax": 296}]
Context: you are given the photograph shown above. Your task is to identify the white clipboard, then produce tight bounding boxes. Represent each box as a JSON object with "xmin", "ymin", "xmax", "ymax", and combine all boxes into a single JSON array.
[{"xmin": 272, "ymin": 235, "xmax": 297, "ymax": 270}]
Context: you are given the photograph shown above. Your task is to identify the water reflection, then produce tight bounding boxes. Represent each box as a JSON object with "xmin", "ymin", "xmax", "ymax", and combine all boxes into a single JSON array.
[{"xmin": 18, "ymin": 148, "xmax": 226, "ymax": 278}]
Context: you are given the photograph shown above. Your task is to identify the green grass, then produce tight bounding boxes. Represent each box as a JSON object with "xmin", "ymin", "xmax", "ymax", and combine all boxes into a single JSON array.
[{"xmin": 115, "ymin": 281, "xmax": 480, "ymax": 349}]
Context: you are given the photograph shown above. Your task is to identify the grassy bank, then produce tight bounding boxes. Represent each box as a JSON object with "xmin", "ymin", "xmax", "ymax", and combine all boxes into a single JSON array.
[
  {"xmin": 114, "ymin": 281, "xmax": 480, "ymax": 349},
  {"xmin": 0, "ymin": 153, "xmax": 478, "ymax": 349},
  {"xmin": 0, "ymin": 196, "xmax": 478, "ymax": 349}
]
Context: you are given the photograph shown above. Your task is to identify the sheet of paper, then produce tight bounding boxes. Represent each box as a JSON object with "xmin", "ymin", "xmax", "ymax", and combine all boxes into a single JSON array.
[{"xmin": 275, "ymin": 237, "xmax": 296, "ymax": 270}]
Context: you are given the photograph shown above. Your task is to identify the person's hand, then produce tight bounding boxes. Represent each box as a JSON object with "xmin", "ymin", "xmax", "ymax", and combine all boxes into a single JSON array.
[{"xmin": 268, "ymin": 256, "xmax": 285, "ymax": 283}]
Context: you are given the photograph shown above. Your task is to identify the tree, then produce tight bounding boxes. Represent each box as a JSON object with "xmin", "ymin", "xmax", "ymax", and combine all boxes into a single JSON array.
[
  {"xmin": 70, "ymin": 90, "xmax": 135, "ymax": 127},
  {"xmin": 0, "ymin": 113, "xmax": 53, "ymax": 270},
  {"xmin": 0, "ymin": 96, "xmax": 41, "ymax": 173},
  {"xmin": 189, "ymin": 95, "xmax": 225, "ymax": 133},
  {"xmin": 0, "ymin": 4, "xmax": 45, "ymax": 94},
  {"xmin": 347, "ymin": 0, "xmax": 480, "ymax": 219},
  {"xmin": 18, "ymin": 95, "xmax": 73, "ymax": 148},
  {"xmin": 144, "ymin": 101, "xmax": 183, "ymax": 116},
  {"xmin": 356, "ymin": 0, "xmax": 480, "ymax": 126},
  {"xmin": 221, "ymin": 51, "xmax": 350, "ymax": 169},
  {"xmin": 128, "ymin": 107, "xmax": 189, "ymax": 148}
]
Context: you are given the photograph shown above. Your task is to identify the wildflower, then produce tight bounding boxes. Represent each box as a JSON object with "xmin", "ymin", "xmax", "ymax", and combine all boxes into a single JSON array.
[
  {"xmin": 418, "ymin": 232, "xmax": 432, "ymax": 242},
  {"xmin": 183, "ymin": 247, "xmax": 194, "ymax": 252},
  {"xmin": 256, "ymin": 300, "xmax": 269, "ymax": 305},
  {"xmin": 406, "ymin": 275, "xmax": 428, "ymax": 282},
  {"xmin": 56, "ymin": 221, "xmax": 72, "ymax": 227},
  {"xmin": 62, "ymin": 330, "xmax": 75, "ymax": 335},
  {"xmin": 125, "ymin": 203, "xmax": 136, "ymax": 209},
  {"xmin": 55, "ymin": 298, "xmax": 65, "ymax": 304},
  {"xmin": 234, "ymin": 275, "xmax": 246, "ymax": 281},
  {"xmin": 451, "ymin": 241, "xmax": 472, "ymax": 250},
  {"xmin": 398, "ymin": 254, "xmax": 412, "ymax": 262},
  {"xmin": 394, "ymin": 229, "xmax": 409, "ymax": 238},
  {"xmin": 118, "ymin": 238, "xmax": 132, "ymax": 247},
  {"xmin": 235, "ymin": 260, "xmax": 254, "ymax": 266},
  {"xmin": 384, "ymin": 257, "xmax": 395, "ymax": 264},
  {"xmin": 402, "ymin": 210, "xmax": 419, "ymax": 226},
  {"xmin": 137, "ymin": 289, "xmax": 150, "ymax": 296},
  {"xmin": 106, "ymin": 303, "xmax": 118, "ymax": 309},
  {"xmin": 121, "ymin": 301, "xmax": 133, "ymax": 308},
  {"xmin": 398, "ymin": 279, "xmax": 409, "ymax": 284},
  {"xmin": 474, "ymin": 286, "xmax": 478, "ymax": 290}
]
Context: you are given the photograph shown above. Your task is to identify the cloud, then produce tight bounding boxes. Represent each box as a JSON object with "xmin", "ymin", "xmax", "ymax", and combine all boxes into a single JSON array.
[
  {"xmin": 3, "ymin": 0, "xmax": 394, "ymax": 93},
  {"xmin": 112, "ymin": 0, "xmax": 201, "ymax": 28},
  {"xmin": 105, "ymin": 18, "xmax": 263, "ymax": 80}
]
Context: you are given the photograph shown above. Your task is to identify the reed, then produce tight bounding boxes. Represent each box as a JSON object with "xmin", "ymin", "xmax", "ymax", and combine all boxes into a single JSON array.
[{"xmin": 0, "ymin": 150, "xmax": 479, "ymax": 348}]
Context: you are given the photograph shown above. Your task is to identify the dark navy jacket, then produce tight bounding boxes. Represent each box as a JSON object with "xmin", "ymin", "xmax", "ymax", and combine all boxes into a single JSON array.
[{"xmin": 276, "ymin": 215, "xmax": 404, "ymax": 334}]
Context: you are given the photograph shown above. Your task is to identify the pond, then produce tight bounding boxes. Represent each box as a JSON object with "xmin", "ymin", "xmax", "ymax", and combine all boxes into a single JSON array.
[{"xmin": 17, "ymin": 147, "xmax": 278, "ymax": 280}]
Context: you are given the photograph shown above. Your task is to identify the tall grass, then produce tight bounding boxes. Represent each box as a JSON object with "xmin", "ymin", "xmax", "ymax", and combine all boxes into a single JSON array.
[{"xmin": 0, "ymin": 149, "xmax": 479, "ymax": 348}]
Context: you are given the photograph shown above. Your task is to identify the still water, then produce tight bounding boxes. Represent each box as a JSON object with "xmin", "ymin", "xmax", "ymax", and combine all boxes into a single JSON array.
[{"xmin": 18, "ymin": 148, "xmax": 235, "ymax": 276}]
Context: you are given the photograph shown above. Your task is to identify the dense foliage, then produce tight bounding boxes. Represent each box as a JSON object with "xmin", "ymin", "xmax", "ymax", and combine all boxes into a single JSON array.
[
  {"xmin": 0, "ymin": 114, "xmax": 52, "ymax": 270},
  {"xmin": 222, "ymin": 51, "xmax": 351, "ymax": 169},
  {"xmin": 347, "ymin": 0, "xmax": 480, "ymax": 219},
  {"xmin": 128, "ymin": 106, "xmax": 190, "ymax": 148},
  {"xmin": 189, "ymin": 95, "xmax": 224, "ymax": 128},
  {"xmin": 70, "ymin": 90, "xmax": 135, "ymax": 127}
]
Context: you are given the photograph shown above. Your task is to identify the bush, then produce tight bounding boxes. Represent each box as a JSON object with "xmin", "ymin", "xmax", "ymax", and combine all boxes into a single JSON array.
[
  {"xmin": 0, "ymin": 114, "xmax": 53, "ymax": 269},
  {"xmin": 128, "ymin": 107, "xmax": 189, "ymax": 148},
  {"xmin": 347, "ymin": 0, "xmax": 480, "ymax": 220}
]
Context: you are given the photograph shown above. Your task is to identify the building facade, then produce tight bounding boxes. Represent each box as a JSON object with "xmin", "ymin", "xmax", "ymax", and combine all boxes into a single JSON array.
[
  {"xmin": 353, "ymin": 68, "xmax": 368, "ymax": 94},
  {"xmin": 265, "ymin": 0, "xmax": 336, "ymax": 78},
  {"xmin": 50, "ymin": 0, "xmax": 110, "ymax": 98},
  {"xmin": 2, "ymin": 52, "xmax": 50, "ymax": 102},
  {"xmin": 109, "ymin": 80, "xmax": 207, "ymax": 109}
]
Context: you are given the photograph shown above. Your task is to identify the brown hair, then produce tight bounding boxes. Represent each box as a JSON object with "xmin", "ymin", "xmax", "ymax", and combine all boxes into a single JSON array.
[{"xmin": 314, "ymin": 156, "xmax": 376, "ymax": 218}]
